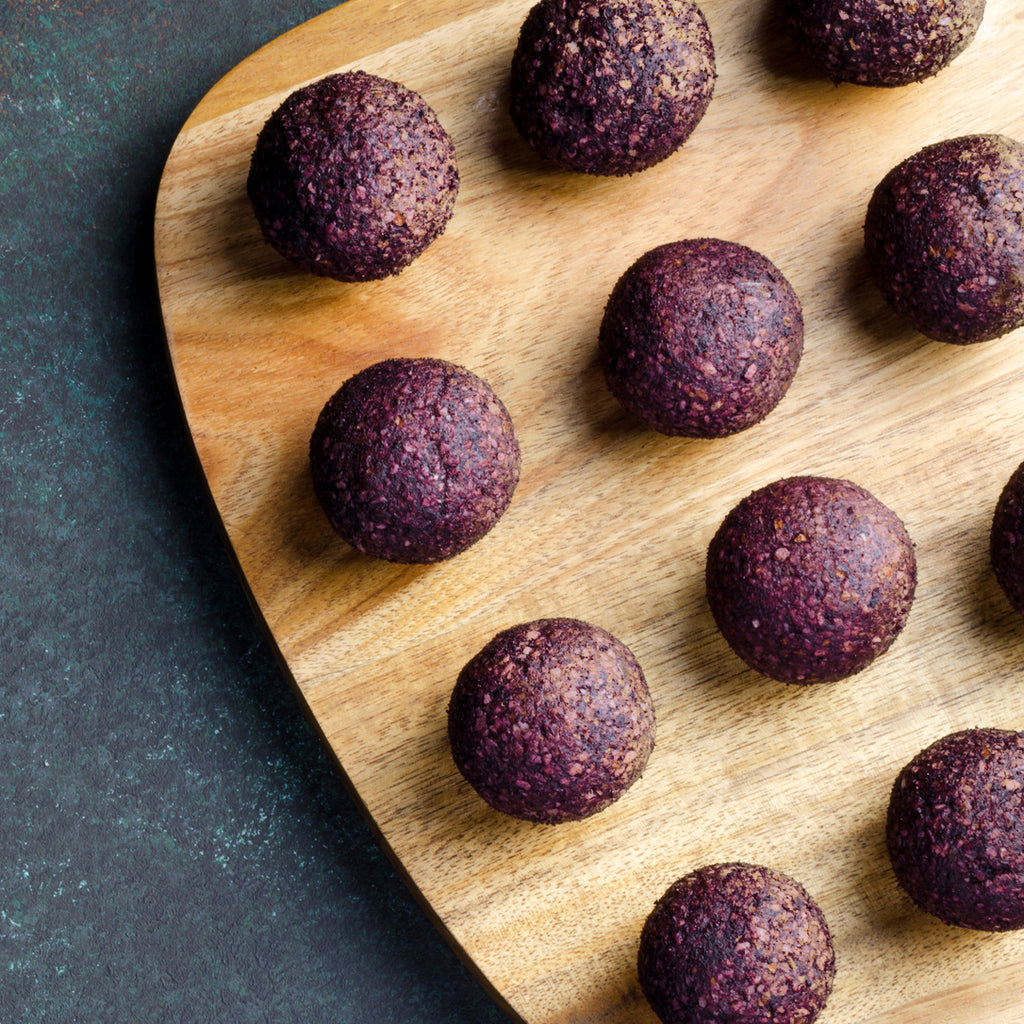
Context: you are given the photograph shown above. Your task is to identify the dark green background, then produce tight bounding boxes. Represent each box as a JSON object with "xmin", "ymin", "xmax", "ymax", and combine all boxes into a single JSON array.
[{"xmin": 0, "ymin": 2, "xmax": 507, "ymax": 1020}]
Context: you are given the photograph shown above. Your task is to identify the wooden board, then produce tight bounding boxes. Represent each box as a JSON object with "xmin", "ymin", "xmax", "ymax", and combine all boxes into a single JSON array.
[{"xmin": 154, "ymin": 1, "xmax": 1024, "ymax": 1020}]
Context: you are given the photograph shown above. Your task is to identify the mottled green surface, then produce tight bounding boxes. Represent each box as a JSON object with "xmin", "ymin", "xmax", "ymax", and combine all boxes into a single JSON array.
[{"xmin": 0, "ymin": 3, "xmax": 508, "ymax": 1021}]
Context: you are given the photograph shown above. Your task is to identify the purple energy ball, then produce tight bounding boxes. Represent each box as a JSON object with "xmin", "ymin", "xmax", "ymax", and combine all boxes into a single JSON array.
[
  {"xmin": 638, "ymin": 862, "xmax": 836, "ymax": 1024},
  {"xmin": 705, "ymin": 476, "xmax": 917, "ymax": 684},
  {"xmin": 247, "ymin": 71, "xmax": 459, "ymax": 281},
  {"xmin": 887, "ymin": 728, "xmax": 1024, "ymax": 931},
  {"xmin": 864, "ymin": 134, "xmax": 1024, "ymax": 344},
  {"xmin": 447, "ymin": 618, "xmax": 655, "ymax": 824},
  {"xmin": 309, "ymin": 358, "xmax": 520, "ymax": 563},
  {"xmin": 784, "ymin": 0, "xmax": 985, "ymax": 87},
  {"xmin": 991, "ymin": 459, "xmax": 1024, "ymax": 616},
  {"xmin": 509, "ymin": 0, "xmax": 716, "ymax": 176},
  {"xmin": 599, "ymin": 238, "xmax": 804, "ymax": 437}
]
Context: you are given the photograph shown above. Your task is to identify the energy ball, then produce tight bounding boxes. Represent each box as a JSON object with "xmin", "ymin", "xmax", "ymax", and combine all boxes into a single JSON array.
[
  {"xmin": 864, "ymin": 134, "xmax": 1024, "ymax": 344},
  {"xmin": 705, "ymin": 476, "xmax": 917, "ymax": 684},
  {"xmin": 447, "ymin": 618, "xmax": 655, "ymax": 824},
  {"xmin": 990, "ymin": 460, "xmax": 1024, "ymax": 617},
  {"xmin": 509, "ymin": 0, "xmax": 716, "ymax": 176},
  {"xmin": 599, "ymin": 238, "xmax": 804, "ymax": 437},
  {"xmin": 638, "ymin": 862, "xmax": 836, "ymax": 1024},
  {"xmin": 247, "ymin": 71, "xmax": 459, "ymax": 281},
  {"xmin": 784, "ymin": 0, "xmax": 985, "ymax": 87},
  {"xmin": 887, "ymin": 728, "xmax": 1024, "ymax": 931},
  {"xmin": 309, "ymin": 358, "xmax": 520, "ymax": 563}
]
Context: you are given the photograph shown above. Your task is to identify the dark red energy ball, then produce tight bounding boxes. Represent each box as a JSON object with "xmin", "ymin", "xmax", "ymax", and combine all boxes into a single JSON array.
[
  {"xmin": 638, "ymin": 862, "xmax": 835, "ymax": 1024},
  {"xmin": 705, "ymin": 476, "xmax": 917, "ymax": 684},
  {"xmin": 247, "ymin": 71, "xmax": 459, "ymax": 281},
  {"xmin": 447, "ymin": 618, "xmax": 655, "ymax": 824},
  {"xmin": 864, "ymin": 134, "xmax": 1024, "ymax": 344},
  {"xmin": 991, "ymin": 459, "xmax": 1024, "ymax": 617},
  {"xmin": 599, "ymin": 238, "xmax": 803, "ymax": 437},
  {"xmin": 887, "ymin": 728, "xmax": 1024, "ymax": 931},
  {"xmin": 309, "ymin": 358, "xmax": 520, "ymax": 563},
  {"xmin": 784, "ymin": 0, "xmax": 985, "ymax": 87},
  {"xmin": 509, "ymin": 0, "xmax": 716, "ymax": 176}
]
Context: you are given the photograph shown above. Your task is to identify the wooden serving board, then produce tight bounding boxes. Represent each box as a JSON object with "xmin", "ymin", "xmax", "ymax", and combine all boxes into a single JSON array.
[{"xmin": 155, "ymin": 1, "xmax": 1024, "ymax": 1020}]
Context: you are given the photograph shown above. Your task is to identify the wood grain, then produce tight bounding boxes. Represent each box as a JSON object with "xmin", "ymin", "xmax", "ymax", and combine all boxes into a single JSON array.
[{"xmin": 154, "ymin": 1, "xmax": 1024, "ymax": 1020}]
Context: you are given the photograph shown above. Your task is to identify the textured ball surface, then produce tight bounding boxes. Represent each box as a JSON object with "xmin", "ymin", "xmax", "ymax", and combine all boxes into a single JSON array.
[
  {"xmin": 887, "ymin": 728, "xmax": 1024, "ymax": 931},
  {"xmin": 864, "ymin": 134, "xmax": 1024, "ymax": 344},
  {"xmin": 705, "ymin": 476, "xmax": 917, "ymax": 684},
  {"xmin": 309, "ymin": 358, "xmax": 520, "ymax": 563},
  {"xmin": 784, "ymin": 0, "xmax": 985, "ymax": 87},
  {"xmin": 447, "ymin": 618, "xmax": 655, "ymax": 823},
  {"xmin": 247, "ymin": 71, "xmax": 459, "ymax": 281},
  {"xmin": 991, "ymin": 460, "xmax": 1024, "ymax": 616},
  {"xmin": 638, "ymin": 862, "xmax": 836, "ymax": 1024},
  {"xmin": 599, "ymin": 238, "xmax": 803, "ymax": 437},
  {"xmin": 509, "ymin": 0, "xmax": 716, "ymax": 176}
]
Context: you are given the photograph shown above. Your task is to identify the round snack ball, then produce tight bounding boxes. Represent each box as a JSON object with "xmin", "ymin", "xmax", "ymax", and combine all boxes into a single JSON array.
[
  {"xmin": 447, "ymin": 618, "xmax": 655, "ymax": 824},
  {"xmin": 783, "ymin": 0, "xmax": 985, "ymax": 87},
  {"xmin": 247, "ymin": 71, "xmax": 459, "ymax": 282},
  {"xmin": 638, "ymin": 862, "xmax": 836, "ymax": 1024},
  {"xmin": 705, "ymin": 476, "xmax": 917, "ymax": 684},
  {"xmin": 990, "ymin": 459, "xmax": 1024, "ymax": 616},
  {"xmin": 309, "ymin": 358, "xmax": 520, "ymax": 563},
  {"xmin": 509, "ymin": 0, "xmax": 716, "ymax": 176},
  {"xmin": 887, "ymin": 728, "xmax": 1024, "ymax": 931},
  {"xmin": 864, "ymin": 134, "xmax": 1024, "ymax": 344},
  {"xmin": 599, "ymin": 238, "xmax": 804, "ymax": 437}
]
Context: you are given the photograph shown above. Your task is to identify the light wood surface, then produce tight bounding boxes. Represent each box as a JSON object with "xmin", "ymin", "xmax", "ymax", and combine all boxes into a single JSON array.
[{"xmin": 154, "ymin": 1, "xmax": 1024, "ymax": 1020}]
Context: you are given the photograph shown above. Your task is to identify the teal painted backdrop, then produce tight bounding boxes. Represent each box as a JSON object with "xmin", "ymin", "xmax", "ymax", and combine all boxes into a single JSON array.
[{"xmin": 0, "ymin": 2, "xmax": 507, "ymax": 1020}]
